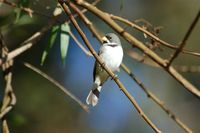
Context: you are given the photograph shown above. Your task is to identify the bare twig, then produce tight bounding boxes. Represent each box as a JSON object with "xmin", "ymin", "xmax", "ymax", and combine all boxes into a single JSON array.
[
  {"xmin": 64, "ymin": 0, "xmax": 101, "ymax": 25},
  {"xmin": 23, "ymin": 62, "xmax": 89, "ymax": 112},
  {"xmin": 0, "ymin": 18, "xmax": 56, "ymax": 66},
  {"xmin": 0, "ymin": 0, "xmax": 50, "ymax": 18},
  {"xmin": 120, "ymin": 64, "xmax": 193, "ymax": 133},
  {"xmin": 68, "ymin": 3, "xmax": 193, "ymax": 132},
  {"xmin": 0, "ymin": 32, "xmax": 16, "ymax": 133},
  {"xmin": 175, "ymin": 65, "xmax": 200, "ymax": 73},
  {"xmin": 68, "ymin": 2, "xmax": 103, "ymax": 42},
  {"xmin": 111, "ymin": 15, "xmax": 200, "ymax": 58},
  {"xmin": 73, "ymin": 0, "xmax": 200, "ymax": 98},
  {"xmin": 167, "ymin": 10, "xmax": 200, "ymax": 66},
  {"xmin": 2, "ymin": 120, "xmax": 9, "ymax": 133},
  {"xmin": 69, "ymin": 31, "xmax": 92, "ymax": 56},
  {"xmin": 0, "ymin": 0, "xmax": 100, "ymax": 66},
  {"xmin": 60, "ymin": 2, "xmax": 162, "ymax": 133},
  {"xmin": 1, "ymin": 0, "xmax": 33, "ymax": 16},
  {"xmin": 128, "ymin": 51, "xmax": 200, "ymax": 74}
]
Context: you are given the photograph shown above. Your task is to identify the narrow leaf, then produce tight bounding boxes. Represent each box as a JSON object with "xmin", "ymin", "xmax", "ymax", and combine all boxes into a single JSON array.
[
  {"xmin": 14, "ymin": 0, "xmax": 30, "ymax": 23},
  {"xmin": 40, "ymin": 25, "xmax": 59, "ymax": 65},
  {"xmin": 60, "ymin": 23, "xmax": 70, "ymax": 65},
  {"xmin": 120, "ymin": 0, "xmax": 124, "ymax": 11},
  {"xmin": 14, "ymin": 8, "xmax": 21, "ymax": 23}
]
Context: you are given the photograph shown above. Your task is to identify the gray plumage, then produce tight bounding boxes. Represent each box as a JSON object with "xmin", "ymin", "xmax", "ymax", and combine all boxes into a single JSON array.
[{"xmin": 86, "ymin": 33, "xmax": 123, "ymax": 106}]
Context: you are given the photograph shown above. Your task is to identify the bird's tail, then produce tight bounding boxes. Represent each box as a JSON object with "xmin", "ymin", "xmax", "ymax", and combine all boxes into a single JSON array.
[{"xmin": 86, "ymin": 82, "xmax": 102, "ymax": 106}]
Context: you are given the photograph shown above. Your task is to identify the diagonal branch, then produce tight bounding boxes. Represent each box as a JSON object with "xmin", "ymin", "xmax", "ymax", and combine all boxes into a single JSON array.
[
  {"xmin": 68, "ymin": 2, "xmax": 193, "ymax": 132},
  {"xmin": 72, "ymin": 0, "xmax": 200, "ymax": 98},
  {"xmin": 59, "ymin": 1, "xmax": 162, "ymax": 133},
  {"xmin": 120, "ymin": 64, "xmax": 193, "ymax": 133},
  {"xmin": 1, "ymin": 0, "xmax": 49, "ymax": 18},
  {"xmin": 23, "ymin": 62, "xmax": 89, "ymax": 112},
  {"xmin": 69, "ymin": 31, "xmax": 92, "ymax": 56},
  {"xmin": 111, "ymin": 15, "xmax": 200, "ymax": 58},
  {"xmin": 0, "ymin": 16, "xmax": 58, "ymax": 66},
  {"xmin": 0, "ymin": 0, "xmax": 100, "ymax": 66},
  {"xmin": 167, "ymin": 10, "xmax": 200, "ymax": 66},
  {"xmin": 0, "ymin": 31, "xmax": 16, "ymax": 133}
]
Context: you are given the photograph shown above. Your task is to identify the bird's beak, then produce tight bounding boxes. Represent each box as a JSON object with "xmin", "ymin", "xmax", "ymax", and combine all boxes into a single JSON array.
[{"xmin": 102, "ymin": 36, "xmax": 109, "ymax": 43}]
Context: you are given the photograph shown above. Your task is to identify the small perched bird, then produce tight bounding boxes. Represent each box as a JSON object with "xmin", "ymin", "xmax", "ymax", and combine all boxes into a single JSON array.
[{"xmin": 86, "ymin": 33, "xmax": 123, "ymax": 106}]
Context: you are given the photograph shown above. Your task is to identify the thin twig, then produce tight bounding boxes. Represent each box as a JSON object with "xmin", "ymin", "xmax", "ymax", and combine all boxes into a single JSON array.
[
  {"xmin": 64, "ymin": 0, "xmax": 101, "ymax": 25},
  {"xmin": 0, "ymin": 31, "xmax": 16, "ymax": 133},
  {"xmin": 167, "ymin": 10, "xmax": 200, "ymax": 66},
  {"xmin": 120, "ymin": 64, "xmax": 193, "ymax": 133},
  {"xmin": 69, "ymin": 2, "xmax": 103, "ymax": 42},
  {"xmin": 69, "ymin": 31, "xmax": 92, "ymax": 56},
  {"xmin": 127, "ymin": 50, "xmax": 200, "ymax": 73},
  {"xmin": 175, "ymin": 65, "xmax": 200, "ymax": 73},
  {"xmin": 0, "ymin": 19, "xmax": 56, "ymax": 66},
  {"xmin": 0, "ymin": 0, "xmax": 52, "ymax": 18},
  {"xmin": 23, "ymin": 62, "xmax": 89, "ymax": 112},
  {"xmin": 60, "ymin": 2, "xmax": 162, "ymax": 133},
  {"xmin": 0, "ymin": 0, "xmax": 100, "ymax": 66},
  {"xmin": 1, "ymin": 0, "xmax": 33, "ymax": 16},
  {"xmin": 0, "ymin": 5, "xmax": 62, "ymax": 67},
  {"xmin": 73, "ymin": 0, "xmax": 200, "ymax": 98},
  {"xmin": 2, "ymin": 120, "xmax": 9, "ymax": 133},
  {"xmin": 68, "ymin": 3, "xmax": 193, "ymax": 132},
  {"xmin": 111, "ymin": 15, "xmax": 200, "ymax": 58}
]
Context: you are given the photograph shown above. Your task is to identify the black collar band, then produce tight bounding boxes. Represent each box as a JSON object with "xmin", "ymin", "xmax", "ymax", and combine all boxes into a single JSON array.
[{"xmin": 107, "ymin": 44, "xmax": 119, "ymax": 47}]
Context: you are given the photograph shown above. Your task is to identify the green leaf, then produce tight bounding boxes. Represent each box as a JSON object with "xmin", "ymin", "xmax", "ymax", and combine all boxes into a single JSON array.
[
  {"xmin": 14, "ymin": 0, "xmax": 30, "ymax": 23},
  {"xmin": 14, "ymin": 8, "xmax": 22, "ymax": 23},
  {"xmin": 50, "ymin": 25, "xmax": 59, "ymax": 46},
  {"xmin": 15, "ymin": 15, "xmax": 35, "ymax": 26},
  {"xmin": 60, "ymin": 23, "xmax": 70, "ymax": 65},
  {"xmin": 40, "ymin": 25, "xmax": 59, "ymax": 65}
]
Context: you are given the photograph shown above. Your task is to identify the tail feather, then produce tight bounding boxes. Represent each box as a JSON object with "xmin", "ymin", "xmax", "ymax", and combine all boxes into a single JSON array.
[{"xmin": 86, "ymin": 85, "xmax": 102, "ymax": 106}]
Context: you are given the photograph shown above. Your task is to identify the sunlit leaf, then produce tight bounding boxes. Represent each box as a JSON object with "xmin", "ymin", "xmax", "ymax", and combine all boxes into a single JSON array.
[
  {"xmin": 60, "ymin": 23, "xmax": 70, "ymax": 65},
  {"xmin": 40, "ymin": 25, "xmax": 59, "ymax": 65}
]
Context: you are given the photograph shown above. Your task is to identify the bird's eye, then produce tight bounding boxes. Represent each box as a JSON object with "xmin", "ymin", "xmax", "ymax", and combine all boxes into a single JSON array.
[{"xmin": 106, "ymin": 35, "xmax": 112, "ymax": 40}]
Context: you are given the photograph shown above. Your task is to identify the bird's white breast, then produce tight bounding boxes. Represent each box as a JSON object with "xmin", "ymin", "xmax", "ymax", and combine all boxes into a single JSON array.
[{"xmin": 99, "ymin": 45, "xmax": 123, "ymax": 71}]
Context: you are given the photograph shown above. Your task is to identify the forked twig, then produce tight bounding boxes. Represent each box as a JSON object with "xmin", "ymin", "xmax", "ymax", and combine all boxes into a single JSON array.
[
  {"xmin": 69, "ymin": 31, "xmax": 92, "ymax": 56},
  {"xmin": 120, "ymin": 64, "xmax": 193, "ymax": 133},
  {"xmin": 167, "ymin": 10, "xmax": 200, "ymax": 66},
  {"xmin": 72, "ymin": 0, "xmax": 200, "ymax": 98},
  {"xmin": 0, "ymin": 32, "xmax": 16, "ymax": 133},
  {"xmin": 0, "ymin": 16, "xmax": 57, "ymax": 66},
  {"xmin": 68, "ymin": 2, "xmax": 193, "ymax": 132},
  {"xmin": 111, "ymin": 15, "xmax": 200, "ymax": 58},
  {"xmin": 59, "ymin": 2, "xmax": 162, "ymax": 133},
  {"xmin": 0, "ymin": 0, "xmax": 51, "ymax": 18},
  {"xmin": 0, "ymin": 0, "xmax": 100, "ymax": 66}
]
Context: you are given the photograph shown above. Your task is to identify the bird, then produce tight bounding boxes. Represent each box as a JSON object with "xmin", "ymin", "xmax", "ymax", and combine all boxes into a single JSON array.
[{"xmin": 86, "ymin": 33, "xmax": 123, "ymax": 106}]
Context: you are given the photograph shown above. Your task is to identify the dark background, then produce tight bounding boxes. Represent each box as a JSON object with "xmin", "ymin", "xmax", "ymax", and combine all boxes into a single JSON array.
[{"xmin": 0, "ymin": 0, "xmax": 200, "ymax": 133}]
